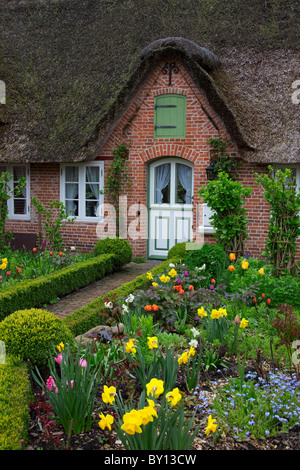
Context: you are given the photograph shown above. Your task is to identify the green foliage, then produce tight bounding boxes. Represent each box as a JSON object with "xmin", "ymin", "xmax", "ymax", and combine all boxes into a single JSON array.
[
  {"xmin": 186, "ymin": 243, "xmax": 228, "ymax": 282},
  {"xmin": 198, "ymin": 172, "xmax": 251, "ymax": 259},
  {"xmin": 32, "ymin": 197, "xmax": 75, "ymax": 251},
  {"xmin": 0, "ymin": 171, "xmax": 26, "ymax": 250},
  {"xmin": 167, "ymin": 242, "xmax": 200, "ymax": 260},
  {"xmin": 94, "ymin": 237, "xmax": 132, "ymax": 266},
  {"xmin": 255, "ymin": 167, "xmax": 300, "ymax": 277},
  {"xmin": 0, "ymin": 308, "xmax": 74, "ymax": 368},
  {"xmin": 0, "ymin": 253, "xmax": 117, "ymax": 320},
  {"xmin": 102, "ymin": 143, "xmax": 131, "ymax": 206},
  {"xmin": 0, "ymin": 354, "xmax": 32, "ymax": 450},
  {"xmin": 33, "ymin": 342, "xmax": 100, "ymax": 438},
  {"xmin": 207, "ymin": 138, "xmax": 239, "ymax": 179}
]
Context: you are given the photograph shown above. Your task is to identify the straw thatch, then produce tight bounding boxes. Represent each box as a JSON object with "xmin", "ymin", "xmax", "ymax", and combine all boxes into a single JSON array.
[{"xmin": 0, "ymin": 0, "xmax": 299, "ymax": 164}]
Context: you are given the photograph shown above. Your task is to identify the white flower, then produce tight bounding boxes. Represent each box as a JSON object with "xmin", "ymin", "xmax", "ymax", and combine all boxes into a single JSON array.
[
  {"xmin": 104, "ymin": 301, "xmax": 113, "ymax": 309},
  {"xmin": 195, "ymin": 264, "xmax": 206, "ymax": 271},
  {"xmin": 191, "ymin": 327, "xmax": 200, "ymax": 338},
  {"xmin": 126, "ymin": 294, "xmax": 134, "ymax": 304},
  {"xmin": 122, "ymin": 304, "xmax": 129, "ymax": 314},
  {"xmin": 189, "ymin": 339, "xmax": 198, "ymax": 348},
  {"xmin": 169, "ymin": 263, "xmax": 175, "ymax": 268},
  {"xmin": 70, "ymin": 246, "xmax": 76, "ymax": 251}
]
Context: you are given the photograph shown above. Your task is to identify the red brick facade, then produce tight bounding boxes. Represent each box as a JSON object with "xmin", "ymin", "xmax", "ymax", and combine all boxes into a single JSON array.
[{"xmin": 5, "ymin": 58, "xmax": 299, "ymax": 259}]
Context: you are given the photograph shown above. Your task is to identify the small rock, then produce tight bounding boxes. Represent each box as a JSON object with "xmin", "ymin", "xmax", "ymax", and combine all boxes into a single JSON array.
[{"xmin": 75, "ymin": 323, "xmax": 124, "ymax": 348}]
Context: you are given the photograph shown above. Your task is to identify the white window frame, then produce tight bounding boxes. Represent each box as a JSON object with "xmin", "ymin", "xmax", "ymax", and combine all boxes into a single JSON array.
[
  {"xmin": 60, "ymin": 161, "xmax": 104, "ymax": 222},
  {"xmin": 0, "ymin": 164, "xmax": 30, "ymax": 220}
]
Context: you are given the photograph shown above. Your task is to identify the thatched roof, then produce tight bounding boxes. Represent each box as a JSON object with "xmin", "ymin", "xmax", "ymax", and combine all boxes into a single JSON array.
[{"xmin": 0, "ymin": 0, "xmax": 299, "ymax": 165}]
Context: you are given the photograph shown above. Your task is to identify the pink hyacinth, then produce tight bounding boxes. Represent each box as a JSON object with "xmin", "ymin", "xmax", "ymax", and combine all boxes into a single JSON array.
[{"xmin": 46, "ymin": 376, "xmax": 58, "ymax": 393}]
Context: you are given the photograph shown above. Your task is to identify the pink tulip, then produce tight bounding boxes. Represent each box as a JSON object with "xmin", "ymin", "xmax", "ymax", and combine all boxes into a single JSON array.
[
  {"xmin": 79, "ymin": 358, "xmax": 87, "ymax": 368},
  {"xmin": 55, "ymin": 354, "xmax": 63, "ymax": 365},
  {"xmin": 46, "ymin": 376, "xmax": 58, "ymax": 393}
]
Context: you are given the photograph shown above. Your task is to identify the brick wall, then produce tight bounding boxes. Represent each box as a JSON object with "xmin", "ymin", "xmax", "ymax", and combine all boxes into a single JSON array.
[{"xmin": 5, "ymin": 57, "xmax": 300, "ymax": 260}]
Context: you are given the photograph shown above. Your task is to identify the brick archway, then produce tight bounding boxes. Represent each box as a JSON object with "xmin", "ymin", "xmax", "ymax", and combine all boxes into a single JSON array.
[{"xmin": 140, "ymin": 144, "xmax": 200, "ymax": 164}]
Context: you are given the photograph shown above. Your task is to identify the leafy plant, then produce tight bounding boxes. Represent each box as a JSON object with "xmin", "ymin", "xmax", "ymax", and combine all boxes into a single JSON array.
[
  {"xmin": 198, "ymin": 172, "xmax": 251, "ymax": 259},
  {"xmin": 255, "ymin": 167, "xmax": 300, "ymax": 277},
  {"xmin": 207, "ymin": 138, "xmax": 239, "ymax": 179},
  {"xmin": 271, "ymin": 303, "xmax": 300, "ymax": 371}
]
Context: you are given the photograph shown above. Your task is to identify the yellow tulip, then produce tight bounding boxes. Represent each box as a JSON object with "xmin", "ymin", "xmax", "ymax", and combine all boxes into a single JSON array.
[{"xmin": 258, "ymin": 268, "xmax": 264, "ymax": 275}]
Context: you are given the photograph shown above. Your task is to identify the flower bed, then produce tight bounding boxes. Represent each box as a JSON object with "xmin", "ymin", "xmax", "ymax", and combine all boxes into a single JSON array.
[{"xmin": 2, "ymin": 250, "xmax": 300, "ymax": 451}]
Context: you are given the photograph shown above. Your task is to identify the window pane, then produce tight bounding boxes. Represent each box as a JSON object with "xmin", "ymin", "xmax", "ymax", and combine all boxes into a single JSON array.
[
  {"xmin": 155, "ymin": 163, "xmax": 170, "ymax": 203},
  {"xmin": 86, "ymin": 183, "xmax": 99, "ymax": 200},
  {"xmin": 85, "ymin": 166, "xmax": 99, "ymax": 182},
  {"xmin": 14, "ymin": 199, "xmax": 26, "ymax": 215},
  {"xmin": 86, "ymin": 200, "xmax": 99, "ymax": 217},
  {"xmin": 176, "ymin": 164, "xmax": 192, "ymax": 204},
  {"xmin": 13, "ymin": 166, "xmax": 27, "ymax": 214},
  {"xmin": 65, "ymin": 183, "xmax": 78, "ymax": 199},
  {"xmin": 66, "ymin": 199, "xmax": 78, "ymax": 216},
  {"xmin": 65, "ymin": 166, "xmax": 79, "ymax": 182}
]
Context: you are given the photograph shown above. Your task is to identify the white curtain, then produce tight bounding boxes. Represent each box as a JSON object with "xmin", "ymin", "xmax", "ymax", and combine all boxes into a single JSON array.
[
  {"xmin": 65, "ymin": 167, "xmax": 79, "ymax": 215},
  {"xmin": 155, "ymin": 164, "xmax": 170, "ymax": 203},
  {"xmin": 86, "ymin": 166, "xmax": 99, "ymax": 216},
  {"xmin": 13, "ymin": 166, "xmax": 27, "ymax": 214},
  {"xmin": 177, "ymin": 164, "xmax": 192, "ymax": 203}
]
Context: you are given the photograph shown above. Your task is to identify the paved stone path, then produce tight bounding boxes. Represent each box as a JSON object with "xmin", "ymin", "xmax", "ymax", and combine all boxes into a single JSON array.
[{"xmin": 46, "ymin": 260, "xmax": 162, "ymax": 318}]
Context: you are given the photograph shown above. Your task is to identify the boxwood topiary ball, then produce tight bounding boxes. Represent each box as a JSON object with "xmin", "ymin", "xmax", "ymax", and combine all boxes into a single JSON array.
[
  {"xmin": 94, "ymin": 237, "xmax": 132, "ymax": 266},
  {"xmin": 0, "ymin": 308, "xmax": 74, "ymax": 368}
]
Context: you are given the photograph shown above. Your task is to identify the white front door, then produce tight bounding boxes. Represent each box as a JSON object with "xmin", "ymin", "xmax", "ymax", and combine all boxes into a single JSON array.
[{"xmin": 148, "ymin": 158, "xmax": 194, "ymax": 258}]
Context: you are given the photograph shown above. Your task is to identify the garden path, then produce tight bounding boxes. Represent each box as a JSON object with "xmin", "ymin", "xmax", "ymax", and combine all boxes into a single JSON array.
[{"xmin": 46, "ymin": 259, "xmax": 162, "ymax": 319}]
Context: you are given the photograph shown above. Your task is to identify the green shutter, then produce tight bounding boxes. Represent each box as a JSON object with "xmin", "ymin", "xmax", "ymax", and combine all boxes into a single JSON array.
[{"xmin": 154, "ymin": 94, "xmax": 186, "ymax": 138}]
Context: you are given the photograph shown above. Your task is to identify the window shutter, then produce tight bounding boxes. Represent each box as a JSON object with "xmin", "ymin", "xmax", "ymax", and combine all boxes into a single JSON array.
[{"xmin": 154, "ymin": 95, "xmax": 186, "ymax": 138}]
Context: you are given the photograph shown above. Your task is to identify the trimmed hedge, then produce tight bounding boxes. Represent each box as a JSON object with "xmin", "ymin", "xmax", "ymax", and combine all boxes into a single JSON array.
[
  {"xmin": 0, "ymin": 355, "xmax": 33, "ymax": 450},
  {"xmin": 0, "ymin": 253, "xmax": 119, "ymax": 321},
  {"xmin": 63, "ymin": 258, "xmax": 179, "ymax": 336}
]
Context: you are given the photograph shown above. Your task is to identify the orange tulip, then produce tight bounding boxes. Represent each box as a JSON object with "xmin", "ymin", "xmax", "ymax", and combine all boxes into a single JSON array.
[
  {"xmin": 229, "ymin": 253, "xmax": 236, "ymax": 261},
  {"xmin": 33, "ymin": 247, "xmax": 37, "ymax": 252},
  {"xmin": 144, "ymin": 305, "xmax": 152, "ymax": 312},
  {"xmin": 151, "ymin": 304, "xmax": 159, "ymax": 311},
  {"xmin": 188, "ymin": 285, "xmax": 194, "ymax": 291},
  {"xmin": 228, "ymin": 265, "xmax": 235, "ymax": 272}
]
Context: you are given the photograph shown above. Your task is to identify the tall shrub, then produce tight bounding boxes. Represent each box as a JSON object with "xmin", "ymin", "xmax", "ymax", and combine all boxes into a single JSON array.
[
  {"xmin": 198, "ymin": 172, "xmax": 251, "ymax": 259},
  {"xmin": 255, "ymin": 167, "xmax": 300, "ymax": 277}
]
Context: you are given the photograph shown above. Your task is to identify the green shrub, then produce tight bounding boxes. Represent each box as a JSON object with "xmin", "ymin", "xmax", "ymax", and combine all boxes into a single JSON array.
[
  {"xmin": 0, "ymin": 308, "xmax": 74, "ymax": 368},
  {"xmin": 94, "ymin": 237, "xmax": 132, "ymax": 266},
  {"xmin": 0, "ymin": 253, "xmax": 117, "ymax": 321},
  {"xmin": 0, "ymin": 354, "xmax": 32, "ymax": 450},
  {"xmin": 167, "ymin": 242, "xmax": 201, "ymax": 260},
  {"xmin": 186, "ymin": 243, "xmax": 228, "ymax": 280}
]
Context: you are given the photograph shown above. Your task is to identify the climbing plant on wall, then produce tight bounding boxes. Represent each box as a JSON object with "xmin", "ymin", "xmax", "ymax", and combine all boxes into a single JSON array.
[
  {"xmin": 255, "ymin": 167, "xmax": 300, "ymax": 278},
  {"xmin": 102, "ymin": 143, "xmax": 131, "ymax": 237}
]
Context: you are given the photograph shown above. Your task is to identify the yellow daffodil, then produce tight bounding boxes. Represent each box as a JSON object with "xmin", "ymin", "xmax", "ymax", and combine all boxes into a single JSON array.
[
  {"xmin": 205, "ymin": 415, "xmax": 217, "ymax": 436},
  {"xmin": 147, "ymin": 272, "xmax": 153, "ymax": 280},
  {"xmin": 197, "ymin": 307, "xmax": 207, "ymax": 318},
  {"xmin": 56, "ymin": 342, "xmax": 64, "ymax": 352},
  {"xmin": 125, "ymin": 338, "xmax": 136, "ymax": 354},
  {"xmin": 241, "ymin": 260, "xmax": 249, "ymax": 270},
  {"xmin": 166, "ymin": 387, "xmax": 182, "ymax": 406},
  {"xmin": 178, "ymin": 351, "xmax": 189, "ymax": 365},
  {"xmin": 0, "ymin": 258, "xmax": 8, "ymax": 270},
  {"xmin": 159, "ymin": 274, "xmax": 170, "ymax": 283},
  {"xmin": 146, "ymin": 378, "xmax": 164, "ymax": 399},
  {"xmin": 168, "ymin": 268, "xmax": 177, "ymax": 277},
  {"xmin": 121, "ymin": 409, "xmax": 143, "ymax": 435},
  {"xmin": 147, "ymin": 336, "xmax": 158, "ymax": 350},
  {"xmin": 102, "ymin": 385, "xmax": 117, "ymax": 405},
  {"xmin": 98, "ymin": 413, "xmax": 114, "ymax": 431},
  {"xmin": 240, "ymin": 318, "xmax": 249, "ymax": 328},
  {"xmin": 211, "ymin": 309, "xmax": 221, "ymax": 319},
  {"xmin": 152, "ymin": 282, "xmax": 159, "ymax": 287},
  {"xmin": 188, "ymin": 345, "xmax": 196, "ymax": 358},
  {"xmin": 138, "ymin": 405, "xmax": 158, "ymax": 425},
  {"xmin": 258, "ymin": 267, "xmax": 264, "ymax": 275},
  {"xmin": 219, "ymin": 308, "xmax": 227, "ymax": 317}
]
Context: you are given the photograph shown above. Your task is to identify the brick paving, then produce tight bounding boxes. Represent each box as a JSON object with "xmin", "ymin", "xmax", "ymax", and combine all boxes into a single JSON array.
[{"xmin": 46, "ymin": 260, "xmax": 162, "ymax": 318}]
